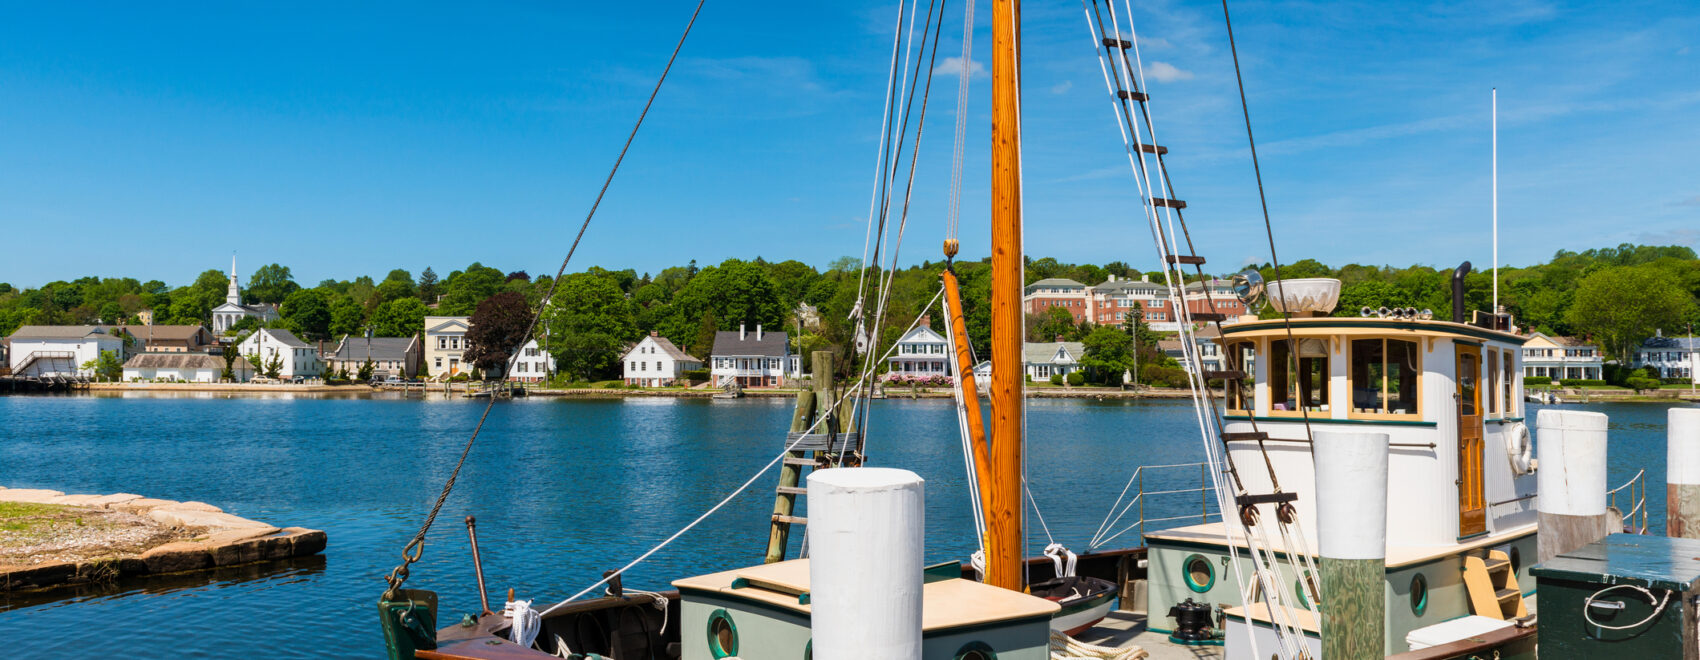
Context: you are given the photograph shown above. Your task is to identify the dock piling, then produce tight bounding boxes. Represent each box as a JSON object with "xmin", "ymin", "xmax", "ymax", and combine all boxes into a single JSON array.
[
  {"xmin": 1315, "ymin": 430, "xmax": 1389, "ymax": 660},
  {"xmin": 1536, "ymin": 409, "xmax": 1611, "ymax": 562},
  {"xmin": 807, "ymin": 467, "xmax": 924, "ymax": 660},
  {"xmin": 1669, "ymin": 408, "xmax": 1700, "ymax": 538}
]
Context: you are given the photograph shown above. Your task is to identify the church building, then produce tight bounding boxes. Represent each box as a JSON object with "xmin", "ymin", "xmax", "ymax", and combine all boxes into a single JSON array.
[{"xmin": 210, "ymin": 257, "xmax": 279, "ymax": 334}]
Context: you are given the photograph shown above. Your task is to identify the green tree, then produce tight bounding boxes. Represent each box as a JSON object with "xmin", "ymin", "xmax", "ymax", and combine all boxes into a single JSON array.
[
  {"xmin": 1566, "ymin": 265, "xmax": 1697, "ymax": 360},
  {"xmin": 1034, "ymin": 306, "xmax": 1077, "ymax": 342},
  {"xmin": 658, "ymin": 259, "xmax": 786, "ymax": 345},
  {"xmin": 1080, "ymin": 326, "xmax": 1136, "ymax": 385},
  {"xmin": 329, "ymin": 295, "xmax": 366, "ymax": 339},
  {"xmin": 439, "ymin": 263, "xmax": 507, "ymax": 315},
  {"xmin": 281, "ymin": 288, "xmax": 332, "ymax": 340},
  {"xmin": 264, "ymin": 353, "xmax": 284, "ymax": 379},
  {"xmin": 221, "ymin": 343, "xmax": 240, "ymax": 381},
  {"xmin": 81, "ymin": 350, "xmax": 124, "ymax": 381},
  {"xmin": 357, "ymin": 359, "xmax": 374, "ymax": 382},
  {"xmin": 247, "ymin": 263, "xmax": 300, "ymax": 304},
  {"xmin": 417, "ymin": 267, "xmax": 440, "ymax": 303},
  {"xmin": 371, "ymin": 297, "xmax": 428, "ymax": 338},
  {"xmin": 543, "ymin": 274, "xmax": 639, "ymax": 380}
]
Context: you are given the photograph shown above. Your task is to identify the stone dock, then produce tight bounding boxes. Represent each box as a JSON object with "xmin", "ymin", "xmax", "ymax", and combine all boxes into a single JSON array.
[{"xmin": 0, "ymin": 485, "xmax": 325, "ymax": 593}]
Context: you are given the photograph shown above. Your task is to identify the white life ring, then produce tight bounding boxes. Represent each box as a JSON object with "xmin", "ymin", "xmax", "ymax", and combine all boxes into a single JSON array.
[{"xmin": 1506, "ymin": 422, "xmax": 1534, "ymax": 474}]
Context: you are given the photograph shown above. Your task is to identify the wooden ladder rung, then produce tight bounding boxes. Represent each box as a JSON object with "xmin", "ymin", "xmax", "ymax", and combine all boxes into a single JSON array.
[
  {"xmin": 1102, "ymin": 37, "xmax": 1131, "ymax": 49},
  {"xmin": 1138, "ymin": 143, "xmax": 1169, "ymax": 155},
  {"xmin": 1484, "ymin": 557, "xmax": 1510, "ymax": 574},
  {"xmin": 776, "ymin": 486, "xmax": 807, "ymax": 496},
  {"xmin": 1222, "ymin": 431, "xmax": 1268, "ymax": 442},
  {"xmin": 782, "ymin": 456, "xmax": 816, "ymax": 467},
  {"xmin": 1165, "ymin": 254, "xmax": 1206, "ymax": 265},
  {"xmin": 1190, "ymin": 312, "xmax": 1227, "ymax": 322},
  {"xmin": 1116, "ymin": 90, "xmax": 1150, "ymax": 102},
  {"xmin": 772, "ymin": 514, "xmax": 808, "ymax": 525},
  {"xmin": 1152, "ymin": 197, "xmax": 1186, "ymax": 209},
  {"xmin": 1494, "ymin": 587, "xmax": 1520, "ymax": 603},
  {"xmin": 1203, "ymin": 370, "xmax": 1245, "ymax": 380}
]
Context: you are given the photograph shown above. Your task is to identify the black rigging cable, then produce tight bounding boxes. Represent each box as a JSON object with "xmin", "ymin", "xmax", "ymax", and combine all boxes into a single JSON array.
[{"xmin": 383, "ymin": 0, "xmax": 709, "ymax": 598}]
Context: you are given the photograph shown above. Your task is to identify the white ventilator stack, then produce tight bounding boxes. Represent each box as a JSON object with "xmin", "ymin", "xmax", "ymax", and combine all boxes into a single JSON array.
[
  {"xmin": 1536, "ymin": 409, "xmax": 1610, "ymax": 562},
  {"xmin": 1315, "ymin": 431, "xmax": 1390, "ymax": 660},
  {"xmin": 807, "ymin": 467, "xmax": 925, "ymax": 660},
  {"xmin": 1668, "ymin": 408, "xmax": 1700, "ymax": 538}
]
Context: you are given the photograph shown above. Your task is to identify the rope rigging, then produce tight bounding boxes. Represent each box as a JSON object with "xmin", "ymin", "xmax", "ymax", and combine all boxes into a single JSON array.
[{"xmin": 381, "ymin": 0, "xmax": 708, "ymax": 601}]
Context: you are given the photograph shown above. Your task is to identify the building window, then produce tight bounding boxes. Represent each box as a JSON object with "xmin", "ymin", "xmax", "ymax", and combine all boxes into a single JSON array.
[{"xmin": 1349, "ymin": 338, "xmax": 1420, "ymax": 417}]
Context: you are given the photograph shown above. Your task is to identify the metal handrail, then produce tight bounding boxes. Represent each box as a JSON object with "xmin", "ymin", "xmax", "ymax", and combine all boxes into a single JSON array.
[
  {"xmin": 1608, "ymin": 469, "xmax": 1645, "ymax": 495},
  {"xmin": 1607, "ymin": 469, "xmax": 1650, "ymax": 534},
  {"xmin": 1089, "ymin": 461, "xmax": 1220, "ymax": 550}
]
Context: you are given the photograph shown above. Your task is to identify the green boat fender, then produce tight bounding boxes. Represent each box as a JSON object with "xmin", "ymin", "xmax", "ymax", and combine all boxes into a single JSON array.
[{"xmin": 378, "ymin": 588, "xmax": 439, "ymax": 660}]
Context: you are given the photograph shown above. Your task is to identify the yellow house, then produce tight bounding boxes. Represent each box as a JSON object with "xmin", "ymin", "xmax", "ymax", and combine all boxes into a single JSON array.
[{"xmin": 1521, "ymin": 332, "xmax": 1602, "ymax": 380}]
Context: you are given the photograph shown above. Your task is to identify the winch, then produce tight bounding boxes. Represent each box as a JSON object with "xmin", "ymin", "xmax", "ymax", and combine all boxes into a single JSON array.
[{"xmin": 1167, "ymin": 597, "xmax": 1217, "ymax": 645}]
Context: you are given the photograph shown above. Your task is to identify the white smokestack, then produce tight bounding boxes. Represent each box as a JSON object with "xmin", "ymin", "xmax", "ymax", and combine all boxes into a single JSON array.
[
  {"xmin": 757, "ymin": 324, "xmax": 763, "ymax": 341},
  {"xmin": 740, "ymin": 323, "xmax": 746, "ymax": 341}
]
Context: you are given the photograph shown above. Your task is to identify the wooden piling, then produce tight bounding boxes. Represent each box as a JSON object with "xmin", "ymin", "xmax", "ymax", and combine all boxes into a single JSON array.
[
  {"xmin": 764, "ymin": 351, "xmax": 830, "ymax": 563},
  {"xmin": 1669, "ymin": 409, "xmax": 1700, "ymax": 538}
]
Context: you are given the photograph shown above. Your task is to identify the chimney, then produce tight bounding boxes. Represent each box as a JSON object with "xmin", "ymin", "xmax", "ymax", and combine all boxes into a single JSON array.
[
  {"xmin": 1141, "ymin": 274, "xmax": 1149, "ymax": 283},
  {"xmin": 1108, "ymin": 274, "xmax": 1116, "ymax": 283},
  {"xmin": 740, "ymin": 324, "xmax": 747, "ymax": 340},
  {"xmin": 919, "ymin": 316, "xmax": 931, "ymax": 329},
  {"xmin": 1055, "ymin": 334, "xmax": 1064, "ymax": 343},
  {"xmin": 757, "ymin": 324, "xmax": 764, "ymax": 341},
  {"xmin": 651, "ymin": 330, "xmax": 659, "ymax": 337}
]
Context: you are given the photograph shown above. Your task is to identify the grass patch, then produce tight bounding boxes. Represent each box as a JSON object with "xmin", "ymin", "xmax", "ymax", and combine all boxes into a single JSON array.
[{"xmin": 0, "ymin": 501, "xmax": 74, "ymax": 532}]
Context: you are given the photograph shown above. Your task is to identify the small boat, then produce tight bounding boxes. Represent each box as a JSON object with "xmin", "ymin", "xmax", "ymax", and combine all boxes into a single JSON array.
[{"xmin": 711, "ymin": 382, "xmax": 743, "ymax": 399}]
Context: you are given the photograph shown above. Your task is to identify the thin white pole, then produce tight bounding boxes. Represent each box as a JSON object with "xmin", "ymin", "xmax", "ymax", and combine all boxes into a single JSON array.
[{"xmin": 1492, "ymin": 88, "xmax": 1499, "ymax": 316}]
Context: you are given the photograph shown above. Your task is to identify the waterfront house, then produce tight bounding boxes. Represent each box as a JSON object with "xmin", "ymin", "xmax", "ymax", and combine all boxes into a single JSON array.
[
  {"xmin": 5, "ymin": 325, "xmax": 135, "ymax": 378},
  {"xmin": 423, "ymin": 316, "xmax": 472, "ymax": 379},
  {"xmin": 1192, "ymin": 324, "xmax": 1226, "ymax": 374},
  {"xmin": 122, "ymin": 353, "xmax": 252, "ymax": 382},
  {"xmin": 1024, "ymin": 341, "xmax": 1085, "ymax": 381},
  {"xmin": 621, "ymin": 332, "xmax": 702, "ymax": 387},
  {"xmin": 1088, "ymin": 276, "xmax": 1179, "ymax": 331},
  {"xmin": 139, "ymin": 325, "xmax": 218, "ymax": 353},
  {"xmin": 325, "ymin": 335, "xmax": 422, "ymax": 380},
  {"xmin": 709, "ymin": 324, "xmax": 799, "ymax": 388},
  {"xmin": 238, "ymin": 328, "xmax": 323, "ymax": 379},
  {"xmin": 887, "ymin": 323, "xmax": 951, "ymax": 380},
  {"xmin": 1521, "ymin": 332, "xmax": 1603, "ymax": 380},
  {"xmin": 1023, "ymin": 278, "xmax": 1091, "ymax": 323},
  {"xmin": 211, "ymin": 258, "xmax": 280, "ymax": 334},
  {"xmin": 504, "ymin": 339, "xmax": 551, "ymax": 383},
  {"xmin": 1634, "ymin": 330, "xmax": 1699, "ymax": 383}
]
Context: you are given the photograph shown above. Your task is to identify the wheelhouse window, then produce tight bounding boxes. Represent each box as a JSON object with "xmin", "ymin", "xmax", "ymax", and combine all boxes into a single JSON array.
[
  {"xmin": 1271, "ymin": 338, "xmax": 1328, "ymax": 413},
  {"xmin": 1225, "ymin": 340, "xmax": 1256, "ymax": 414},
  {"xmin": 1486, "ymin": 351, "xmax": 1500, "ymax": 415},
  {"xmin": 1350, "ymin": 338, "xmax": 1420, "ymax": 417},
  {"xmin": 1503, "ymin": 350, "xmax": 1515, "ymax": 417}
]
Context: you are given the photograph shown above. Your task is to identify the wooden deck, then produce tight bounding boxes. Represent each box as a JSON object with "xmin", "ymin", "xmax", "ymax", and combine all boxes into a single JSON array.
[{"xmin": 1076, "ymin": 610, "xmax": 1224, "ymax": 660}]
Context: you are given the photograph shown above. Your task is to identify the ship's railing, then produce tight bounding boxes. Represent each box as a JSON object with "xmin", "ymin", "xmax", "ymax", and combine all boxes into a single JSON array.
[
  {"xmin": 1607, "ymin": 469, "xmax": 1650, "ymax": 534},
  {"xmin": 1088, "ymin": 461, "xmax": 1221, "ymax": 550}
]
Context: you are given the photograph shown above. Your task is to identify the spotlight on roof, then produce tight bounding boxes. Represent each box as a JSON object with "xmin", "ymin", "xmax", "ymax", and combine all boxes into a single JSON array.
[
  {"xmin": 1360, "ymin": 306, "xmax": 1376, "ymax": 318},
  {"xmin": 1403, "ymin": 307, "xmax": 1418, "ymax": 320},
  {"xmin": 1231, "ymin": 269, "xmax": 1266, "ymax": 308},
  {"xmin": 1419, "ymin": 309, "xmax": 1434, "ymax": 320},
  {"xmin": 1377, "ymin": 306, "xmax": 1392, "ymax": 318}
]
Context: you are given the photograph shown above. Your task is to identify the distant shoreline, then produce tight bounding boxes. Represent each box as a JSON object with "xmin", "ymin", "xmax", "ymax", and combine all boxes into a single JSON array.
[{"xmin": 69, "ymin": 382, "xmax": 1209, "ymax": 399}]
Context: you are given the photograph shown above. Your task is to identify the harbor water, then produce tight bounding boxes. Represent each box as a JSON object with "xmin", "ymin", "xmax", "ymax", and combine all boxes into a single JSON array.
[{"xmin": 0, "ymin": 394, "xmax": 1690, "ymax": 657}]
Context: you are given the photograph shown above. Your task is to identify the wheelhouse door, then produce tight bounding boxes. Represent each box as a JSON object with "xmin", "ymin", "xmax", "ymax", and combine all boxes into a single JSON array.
[{"xmin": 1456, "ymin": 344, "xmax": 1486, "ymax": 537}]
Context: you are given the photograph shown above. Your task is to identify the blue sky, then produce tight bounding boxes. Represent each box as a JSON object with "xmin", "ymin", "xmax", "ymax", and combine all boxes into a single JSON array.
[{"xmin": 2, "ymin": 1, "xmax": 1695, "ymax": 288}]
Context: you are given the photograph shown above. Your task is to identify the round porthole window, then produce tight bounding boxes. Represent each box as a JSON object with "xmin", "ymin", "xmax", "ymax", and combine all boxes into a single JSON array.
[
  {"xmin": 803, "ymin": 639, "xmax": 812, "ymax": 660},
  {"xmin": 707, "ymin": 608, "xmax": 738, "ymax": 658},
  {"xmin": 1183, "ymin": 554, "xmax": 1215, "ymax": 593},
  {"xmin": 1410, "ymin": 572, "xmax": 1429, "ymax": 616},
  {"xmin": 955, "ymin": 641, "xmax": 998, "ymax": 660},
  {"xmin": 1294, "ymin": 571, "xmax": 1319, "ymax": 611}
]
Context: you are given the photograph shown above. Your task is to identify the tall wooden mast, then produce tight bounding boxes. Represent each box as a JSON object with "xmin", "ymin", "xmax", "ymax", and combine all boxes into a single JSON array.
[{"xmin": 984, "ymin": 0, "xmax": 1024, "ymax": 592}]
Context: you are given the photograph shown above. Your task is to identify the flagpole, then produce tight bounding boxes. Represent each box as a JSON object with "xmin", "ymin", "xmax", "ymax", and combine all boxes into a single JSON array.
[{"xmin": 1492, "ymin": 88, "xmax": 1498, "ymax": 317}]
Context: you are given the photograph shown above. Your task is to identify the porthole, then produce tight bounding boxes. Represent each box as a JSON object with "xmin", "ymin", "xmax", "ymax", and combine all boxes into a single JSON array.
[
  {"xmin": 803, "ymin": 639, "xmax": 812, "ymax": 660},
  {"xmin": 707, "ymin": 608, "xmax": 737, "ymax": 658},
  {"xmin": 955, "ymin": 641, "xmax": 998, "ymax": 660},
  {"xmin": 1294, "ymin": 570, "xmax": 1318, "ymax": 611},
  {"xmin": 1410, "ymin": 572, "xmax": 1429, "ymax": 616},
  {"xmin": 1183, "ymin": 554, "xmax": 1215, "ymax": 593}
]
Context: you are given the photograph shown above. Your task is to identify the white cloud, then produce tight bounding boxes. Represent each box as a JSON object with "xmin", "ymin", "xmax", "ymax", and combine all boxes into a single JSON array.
[
  {"xmin": 934, "ymin": 57, "xmax": 987, "ymax": 78},
  {"xmin": 1147, "ymin": 61, "xmax": 1194, "ymax": 83},
  {"xmin": 1140, "ymin": 37, "xmax": 1174, "ymax": 50},
  {"xmin": 1050, "ymin": 80, "xmax": 1073, "ymax": 95}
]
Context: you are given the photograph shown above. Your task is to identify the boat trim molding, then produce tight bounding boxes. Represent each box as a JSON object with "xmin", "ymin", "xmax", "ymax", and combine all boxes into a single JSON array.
[
  {"xmin": 1223, "ymin": 414, "xmax": 1437, "ymax": 428},
  {"xmin": 1219, "ymin": 319, "xmax": 1527, "ymax": 345}
]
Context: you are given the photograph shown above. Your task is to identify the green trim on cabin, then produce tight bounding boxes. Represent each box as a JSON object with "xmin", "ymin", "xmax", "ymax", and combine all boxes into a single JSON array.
[
  {"xmin": 1150, "ymin": 537, "xmax": 1304, "ymax": 562},
  {"xmin": 1222, "ymin": 414, "xmax": 1437, "ymax": 428},
  {"xmin": 1452, "ymin": 338, "xmax": 1484, "ymax": 346},
  {"xmin": 1182, "ymin": 553, "xmax": 1215, "ymax": 593},
  {"xmin": 707, "ymin": 608, "xmax": 739, "ymax": 659},
  {"xmin": 954, "ymin": 641, "xmax": 999, "ymax": 660},
  {"xmin": 1488, "ymin": 417, "xmax": 1526, "ymax": 424},
  {"xmin": 1218, "ymin": 319, "xmax": 1527, "ymax": 345}
]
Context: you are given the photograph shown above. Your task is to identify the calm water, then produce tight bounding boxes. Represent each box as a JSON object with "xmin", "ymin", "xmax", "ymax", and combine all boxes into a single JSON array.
[{"xmin": 0, "ymin": 394, "xmax": 1691, "ymax": 658}]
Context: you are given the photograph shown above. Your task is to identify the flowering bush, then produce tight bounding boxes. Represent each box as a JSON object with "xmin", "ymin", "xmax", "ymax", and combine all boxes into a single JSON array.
[{"xmin": 882, "ymin": 373, "xmax": 953, "ymax": 387}]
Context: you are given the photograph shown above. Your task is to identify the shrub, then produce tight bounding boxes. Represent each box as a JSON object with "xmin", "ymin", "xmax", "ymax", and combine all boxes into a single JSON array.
[
  {"xmin": 1524, "ymin": 376, "xmax": 1551, "ymax": 385},
  {"xmin": 681, "ymin": 369, "xmax": 711, "ymax": 383},
  {"xmin": 1049, "ymin": 374, "xmax": 1063, "ymax": 386},
  {"xmin": 1626, "ymin": 376, "xmax": 1662, "ymax": 391},
  {"xmin": 1066, "ymin": 371, "xmax": 1086, "ymax": 386},
  {"xmin": 1559, "ymin": 378, "xmax": 1608, "ymax": 387},
  {"xmin": 1140, "ymin": 363, "xmax": 1190, "ymax": 388},
  {"xmin": 883, "ymin": 373, "xmax": 951, "ymax": 387}
]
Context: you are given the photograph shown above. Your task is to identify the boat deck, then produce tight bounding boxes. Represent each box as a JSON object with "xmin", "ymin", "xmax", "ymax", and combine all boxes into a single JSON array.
[{"xmin": 1076, "ymin": 610, "xmax": 1223, "ymax": 660}]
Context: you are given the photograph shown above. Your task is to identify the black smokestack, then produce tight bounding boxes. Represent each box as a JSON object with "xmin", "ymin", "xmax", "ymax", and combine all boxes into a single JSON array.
[{"xmin": 1451, "ymin": 261, "xmax": 1472, "ymax": 324}]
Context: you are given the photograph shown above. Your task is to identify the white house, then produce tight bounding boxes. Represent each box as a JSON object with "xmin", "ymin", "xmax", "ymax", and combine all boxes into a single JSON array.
[
  {"xmin": 6, "ymin": 326, "xmax": 134, "ymax": 378},
  {"xmin": 887, "ymin": 324, "xmax": 951, "ymax": 380},
  {"xmin": 423, "ymin": 316, "xmax": 472, "ymax": 380},
  {"xmin": 710, "ymin": 324, "xmax": 799, "ymax": 388},
  {"xmin": 1024, "ymin": 341, "xmax": 1085, "ymax": 382},
  {"xmin": 1521, "ymin": 332, "xmax": 1603, "ymax": 380},
  {"xmin": 1635, "ymin": 330, "xmax": 1699, "ymax": 383},
  {"xmin": 622, "ymin": 332, "xmax": 703, "ymax": 387},
  {"xmin": 239, "ymin": 328, "xmax": 323, "ymax": 379},
  {"xmin": 210, "ymin": 258, "xmax": 279, "ymax": 334},
  {"xmin": 505, "ymin": 339, "xmax": 552, "ymax": 383},
  {"xmin": 123, "ymin": 353, "xmax": 253, "ymax": 382}
]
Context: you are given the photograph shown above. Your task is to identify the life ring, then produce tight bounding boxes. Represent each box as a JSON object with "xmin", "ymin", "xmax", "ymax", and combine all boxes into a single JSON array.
[{"xmin": 1506, "ymin": 422, "xmax": 1534, "ymax": 474}]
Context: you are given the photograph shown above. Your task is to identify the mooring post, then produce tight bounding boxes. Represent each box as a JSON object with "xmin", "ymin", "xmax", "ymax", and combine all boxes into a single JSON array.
[
  {"xmin": 764, "ymin": 351, "xmax": 830, "ymax": 563},
  {"xmin": 1536, "ymin": 409, "xmax": 1610, "ymax": 562},
  {"xmin": 1316, "ymin": 430, "xmax": 1389, "ymax": 660},
  {"xmin": 808, "ymin": 467, "xmax": 924, "ymax": 660},
  {"xmin": 1668, "ymin": 408, "xmax": 1700, "ymax": 538}
]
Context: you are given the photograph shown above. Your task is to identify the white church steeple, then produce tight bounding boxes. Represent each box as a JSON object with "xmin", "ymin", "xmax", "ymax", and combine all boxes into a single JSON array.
[{"xmin": 227, "ymin": 254, "xmax": 241, "ymax": 305}]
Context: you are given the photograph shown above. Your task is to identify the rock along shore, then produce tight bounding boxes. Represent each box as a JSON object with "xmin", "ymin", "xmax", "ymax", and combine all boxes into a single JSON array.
[{"xmin": 0, "ymin": 486, "xmax": 326, "ymax": 593}]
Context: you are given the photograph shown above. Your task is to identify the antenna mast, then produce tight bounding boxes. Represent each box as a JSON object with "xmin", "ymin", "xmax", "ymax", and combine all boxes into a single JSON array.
[{"xmin": 1492, "ymin": 88, "xmax": 1498, "ymax": 316}]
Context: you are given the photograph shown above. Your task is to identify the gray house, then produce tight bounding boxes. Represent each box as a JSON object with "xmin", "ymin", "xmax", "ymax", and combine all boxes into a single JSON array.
[
  {"xmin": 709, "ymin": 324, "xmax": 799, "ymax": 388},
  {"xmin": 325, "ymin": 335, "xmax": 422, "ymax": 379}
]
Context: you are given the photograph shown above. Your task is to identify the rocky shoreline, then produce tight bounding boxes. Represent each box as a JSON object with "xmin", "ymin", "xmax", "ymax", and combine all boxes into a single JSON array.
[{"xmin": 0, "ymin": 486, "xmax": 326, "ymax": 594}]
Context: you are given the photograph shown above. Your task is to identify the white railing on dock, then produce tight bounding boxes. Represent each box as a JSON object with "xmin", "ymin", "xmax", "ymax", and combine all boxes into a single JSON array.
[
  {"xmin": 1607, "ymin": 468, "xmax": 1649, "ymax": 533},
  {"xmin": 1089, "ymin": 461, "xmax": 1221, "ymax": 550}
]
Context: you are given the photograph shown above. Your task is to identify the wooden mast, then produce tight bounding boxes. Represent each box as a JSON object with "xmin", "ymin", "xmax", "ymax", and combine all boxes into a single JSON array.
[{"xmin": 984, "ymin": 0, "xmax": 1024, "ymax": 592}]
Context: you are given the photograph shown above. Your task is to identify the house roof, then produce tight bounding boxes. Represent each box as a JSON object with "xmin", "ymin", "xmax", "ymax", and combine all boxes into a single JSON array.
[
  {"xmin": 424, "ymin": 316, "xmax": 471, "ymax": 334},
  {"xmin": 123, "ymin": 353, "xmax": 228, "ymax": 369},
  {"xmin": 896, "ymin": 326, "xmax": 948, "ymax": 344},
  {"xmin": 626, "ymin": 334, "xmax": 699, "ymax": 362},
  {"xmin": 142, "ymin": 325, "xmax": 210, "ymax": 341},
  {"xmin": 1528, "ymin": 332, "xmax": 1595, "ymax": 349},
  {"xmin": 257, "ymin": 328, "xmax": 311, "ymax": 348},
  {"xmin": 711, "ymin": 329, "xmax": 790, "ymax": 357},
  {"xmin": 1184, "ymin": 279, "xmax": 1235, "ymax": 292},
  {"xmin": 1644, "ymin": 335, "xmax": 1700, "ymax": 350},
  {"xmin": 1024, "ymin": 278, "xmax": 1086, "ymax": 292},
  {"xmin": 1157, "ymin": 339, "xmax": 1187, "ymax": 353},
  {"xmin": 330, "ymin": 336, "xmax": 418, "ymax": 361},
  {"xmin": 7, "ymin": 325, "xmax": 123, "ymax": 340},
  {"xmin": 1091, "ymin": 279, "xmax": 1168, "ymax": 296},
  {"xmin": 1023, "ymin": 341, "xmax": 1084, "ymax": 364}
]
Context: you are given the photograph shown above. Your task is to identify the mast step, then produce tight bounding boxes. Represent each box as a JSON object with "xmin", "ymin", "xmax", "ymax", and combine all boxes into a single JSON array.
[
  {"xmin": 1152, "ymin": 197, "xmax": 1187, "ymax": 209},
  {"xmin": 1234, "ymin": 492, "xmax": 1298, "ymax": 506},
  {"xmin": 1102, "ymin": 37, "xmax": 1132, "ymax": 49},
  {"xmin": 1203, "ymin": 370, "xmax": 1245, "ymax": 380},
  {"xmin": 1165, "ymin": 255, "xmax": 1206, "ymax": 265},
  {"xmin": 776, "ymin": 486, "xmax": 807, "ymax": 496},
  {"xmin": 1138, "ymin": 143, "xmax": 1169, "ymax": 155},
  {"xmin": 1189, "ymin": 312, "xmax": 1228, "ymax": 322},
  {"xmin": 1116, "ymin": 90, "xmax": 1150, "ymax": 102},
  {"xmin": 1222, "ymin": 431, "xmax": 1268, "ymax": 442},
  {"xmin": 772, "ymin": 514, "xmax": 808, "ymax": 525}
]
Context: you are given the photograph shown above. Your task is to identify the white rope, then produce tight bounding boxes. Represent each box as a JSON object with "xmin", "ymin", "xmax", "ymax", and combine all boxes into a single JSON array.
[
  {"xmin": 854, "ymin": 0, "xmax": 920, "ymax": 313},
  {"xmin": 1583, "ymin": 584, "xmax": 1672, "ymax": 630},
  {"xmin": 943, "ymin": 290, "xmax": 988, "ymax": 548},
  {"xmin": 504, "ymin": 598, "xmax": 541, "ymax": 649},
  {"xmin": 537, "ymin": 289, "xmax": 945, "ymax": 617},
  {"xmin": 945, "ymin": 0, "xmax": 976, "ymax": 243},
  {"xmin": 1049, "ymin": 630, "xmax": 1149, "ymax": 660}
]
